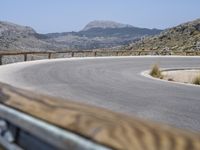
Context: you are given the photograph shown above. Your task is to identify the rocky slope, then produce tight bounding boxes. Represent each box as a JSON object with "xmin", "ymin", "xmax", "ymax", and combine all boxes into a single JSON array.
[
  {"xmin": 0, "ymin": 20, "xmax": 162, "ymax": 51},
  {"xmin": 0, "ymin": 21, "xmax": 58, "ymax": 51},
  {"xmin": 124, "ymin": 19, "xmax": 200, "ymax": 52}
]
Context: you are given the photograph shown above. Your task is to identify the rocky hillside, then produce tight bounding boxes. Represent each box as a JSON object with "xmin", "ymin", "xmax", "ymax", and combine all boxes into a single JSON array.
[
  {"xmin": 0, "ymin": 20, "xmax": 162, "ymax": 51},
  {"xmin": 124, "ymin": 19, "xmax": 200, "ymax": 52},
  {"xmin": 0, "ymin": 21, "xmax": 58, "ymax": 51}
]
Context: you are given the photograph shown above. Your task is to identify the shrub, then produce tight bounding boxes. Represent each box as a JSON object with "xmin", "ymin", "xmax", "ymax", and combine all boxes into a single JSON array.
[
  {"xmin": 192, "ymin": 75, "xmax": 200, "ymax": 85},
  {"xmin": 150, "ymin": 64, "xmax": 163, "ymax": 78}
]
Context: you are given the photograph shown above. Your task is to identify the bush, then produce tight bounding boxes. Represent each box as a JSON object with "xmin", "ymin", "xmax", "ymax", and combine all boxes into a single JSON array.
[
  {"xmin": 192, "ymin": 75, "xmax": 200, "ymax": 85},
  {"xmin": 150, "ymin": 64, "xmax": 163, "ymax": 78}
]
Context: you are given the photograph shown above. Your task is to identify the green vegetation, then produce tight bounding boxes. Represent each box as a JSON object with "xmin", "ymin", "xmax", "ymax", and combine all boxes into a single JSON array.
[
  {"xmin": 192, "ymin": 75, "xmax": 200, "ymax": 85},
  {"xmin": 150, "ymin": 64, "xmax": 163, "ymax": 78}
]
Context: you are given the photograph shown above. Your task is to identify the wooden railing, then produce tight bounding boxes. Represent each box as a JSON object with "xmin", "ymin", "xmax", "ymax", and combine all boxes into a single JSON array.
[
  {"xmin": 0, "ymin": 50, "xmax": 200, "ymax": 65},
  {"xmin": 0, "ymin": 83, "xmax": 200, "ymax": 150},
  {"xmin": 0, "ymin": 50, "xmax": 200, "ymax": 150}
]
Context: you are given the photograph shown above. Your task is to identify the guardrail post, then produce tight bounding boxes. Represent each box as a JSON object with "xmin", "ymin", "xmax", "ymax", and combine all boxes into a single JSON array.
[
  {"xmin": 0, "ymin": 55, "xmax": 2, "ymax": 65},
  {"xmin": 24, "ymin": 54, "xmax": 27, "ymax": 61},
  {"xmin": 116, "ymin": 51, "xmax": 119, "ymax": 56},
  {"xmin": 48, "ymin": 53, "xmax": 52, "ymax": 59},
  {"xmin": 71, "ymin": 52, "xmax": 74, "ymax": 57},
  {"xmin": 93, "ymin": 51, "xmax": 97, "ymax": 57},
  {"xmin": 185, "ymin": 52, "xmax": 188, "ymax": 56}
]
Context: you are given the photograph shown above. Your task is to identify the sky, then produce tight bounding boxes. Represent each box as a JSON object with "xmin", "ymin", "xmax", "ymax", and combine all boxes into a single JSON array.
[{"xmin": 0, "ymin": 0, "xmax": 199, "ymax": 33}]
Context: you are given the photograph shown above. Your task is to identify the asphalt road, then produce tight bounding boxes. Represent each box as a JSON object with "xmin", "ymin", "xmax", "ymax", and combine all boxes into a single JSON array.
[{"xmin": 0, "ymin": 56, "xmax": 200, "ymax": 131}]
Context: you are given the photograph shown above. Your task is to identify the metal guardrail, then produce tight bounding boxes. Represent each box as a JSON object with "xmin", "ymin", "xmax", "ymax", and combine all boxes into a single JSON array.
[{"xmin": 0, "ymin": 50, "xmax": 200, "ymax": 150}]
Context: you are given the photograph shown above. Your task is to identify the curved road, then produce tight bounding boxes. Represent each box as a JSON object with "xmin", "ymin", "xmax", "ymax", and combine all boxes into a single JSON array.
[{"xmin": 0, "ymin": 56, "xmax": 200, "ymax": 131}]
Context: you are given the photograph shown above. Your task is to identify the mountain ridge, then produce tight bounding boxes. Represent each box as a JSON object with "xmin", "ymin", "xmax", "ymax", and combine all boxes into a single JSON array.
[
  {"xmin": 82, "ymin": 20, "xmax": 133, "ymax": 31},
  {"xmin": 0, "ymin": 20, "xmax": 162, "ymax": 51}
]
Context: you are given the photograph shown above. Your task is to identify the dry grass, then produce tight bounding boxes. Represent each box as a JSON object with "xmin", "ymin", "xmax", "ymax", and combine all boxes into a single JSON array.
[
  {"xmin": 150, "ymin": 64, "xmax": 163, "ymax": 78},
  {"xmin": 192, "ymin": 75, "xmax": 200, "ymax": 85}
]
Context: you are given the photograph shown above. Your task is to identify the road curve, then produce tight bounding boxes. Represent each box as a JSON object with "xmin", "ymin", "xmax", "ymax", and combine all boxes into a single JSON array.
[{"xmin": 0, "ymin": 56, "xmax": 200, "ymax": 132}]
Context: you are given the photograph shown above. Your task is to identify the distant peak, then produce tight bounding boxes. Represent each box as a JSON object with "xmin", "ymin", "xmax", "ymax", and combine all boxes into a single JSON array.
[
  {"xmin": 0, "ymin": 20, "xmax": 36, "ymax": 33},
  {"xmin": 82, "ymin": 20, "xmax": 133, "ymax": 31}
]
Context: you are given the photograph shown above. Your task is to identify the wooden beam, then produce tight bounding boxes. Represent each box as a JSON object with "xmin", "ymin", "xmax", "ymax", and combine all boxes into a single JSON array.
[{"xmin": 0, "ymin": 83, "xmax": 199, "ymax": 150}]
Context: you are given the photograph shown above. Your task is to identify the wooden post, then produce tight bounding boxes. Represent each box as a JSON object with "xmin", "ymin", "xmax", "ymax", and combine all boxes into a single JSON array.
[
  {"xmin": 93, "ymin": 51, "xmax": 97, "ymax": 57},
  {"xmin": 116, "ymin": 51, "xmax": 119, "ymax": 56},
  {"xmin": 71, "ymin": 52, "xmax": 74, "ymax": 57},
  {"xmin": 48, "ymin": 53, "xmax": 52, "ymax": 59},
  {"xmin": 24, "ymin": 54, "xmax": 27, "ymax": 61},
  {"xmin": 0, "ymin": 55, "xmax": 2, "ymax": 65}
]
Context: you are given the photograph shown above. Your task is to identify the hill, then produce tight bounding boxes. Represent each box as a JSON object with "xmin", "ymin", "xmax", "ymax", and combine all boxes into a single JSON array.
[
  {"xmin": 0, "ymin": 21, "xmax": 58, "ymax": 51},
  {"xmin": 123, "ymin": 19, "xmax": 200, "ymax": 52}
]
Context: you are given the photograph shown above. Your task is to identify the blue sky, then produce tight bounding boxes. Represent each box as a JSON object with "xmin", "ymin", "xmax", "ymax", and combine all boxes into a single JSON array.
[{"xmin": 0, "ymin": 0, "xmax": 199, "ymax": 33}]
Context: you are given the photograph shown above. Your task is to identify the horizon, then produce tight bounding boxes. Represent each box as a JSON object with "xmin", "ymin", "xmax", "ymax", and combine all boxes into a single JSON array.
[{"xmin": 0, "ymin": 0, "xmax": 200, "ymax": 33}]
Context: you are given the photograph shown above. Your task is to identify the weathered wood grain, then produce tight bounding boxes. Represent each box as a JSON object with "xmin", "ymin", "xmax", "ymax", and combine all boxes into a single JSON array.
[{"xmin": 0, "ymin": 83, "xmax": 200, "ymax": 150}]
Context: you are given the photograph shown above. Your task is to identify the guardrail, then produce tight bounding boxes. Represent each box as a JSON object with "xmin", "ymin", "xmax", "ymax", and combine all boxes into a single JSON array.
[
  {"xmin": 0, "ymin": 83, "xmax": 200, "ymax": 150},
  {"xmin": 0, "ymin": 50, "xmax": 200, "ymax": 150},
  {"xmin": 0, "ymin": 50, "xmax": 200, "ymax": 65}
]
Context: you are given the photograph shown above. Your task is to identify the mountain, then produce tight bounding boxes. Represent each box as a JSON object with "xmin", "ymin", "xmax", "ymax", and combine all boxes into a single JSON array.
[
  {"xmin": 0, "ymin": 20, "xmax": 162, "ymax": 51},
  {"xmin": 0, "ymin": 21, "xmax": 58, "ymax": 51},
  {"xmin": 82, "ymin": 20, "xmax": 133, "ymax": 31},
  {"xmin": 123, "ymin": 19, "xmax": 200, "ymax": 52},
  {"xmin": 43, "ymin": 21, "xmax": 162, "ymax": 50}
]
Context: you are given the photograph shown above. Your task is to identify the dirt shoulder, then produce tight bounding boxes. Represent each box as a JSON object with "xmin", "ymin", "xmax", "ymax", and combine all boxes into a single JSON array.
[{"xmin": 162, "ymin": 70, "xmax": 200, "ymax": 84}]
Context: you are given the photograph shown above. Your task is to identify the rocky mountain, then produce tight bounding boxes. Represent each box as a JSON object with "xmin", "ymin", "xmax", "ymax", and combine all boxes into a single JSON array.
[
  {"xmin": 123, "ymin": 19, "xmax": 200, "ymax": 52},
  {"xmin": 82, "ymin": 20, "xmax": 133, "ymax": 31},
  {"xmin": 0, "ymin": 21, "xmax": 58, "ymax": 51},
  {"xmin": 0, "ymin": 20, "xmax": 162, "ymax": 51}
]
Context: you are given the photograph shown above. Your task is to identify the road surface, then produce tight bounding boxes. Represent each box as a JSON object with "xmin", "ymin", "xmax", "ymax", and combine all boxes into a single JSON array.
[{"xmin": 0, "ymin": 56, "xmax": 200, "ymax": 131}]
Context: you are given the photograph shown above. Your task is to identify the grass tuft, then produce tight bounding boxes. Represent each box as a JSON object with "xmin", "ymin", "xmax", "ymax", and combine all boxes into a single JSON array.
[
  {"xmin": 150, "ymin": 64, "xmax": 163, "ymax": 78},
  {"xmin": 192, "ymin": 75, "xmax": 200, "ymax": 85}
]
